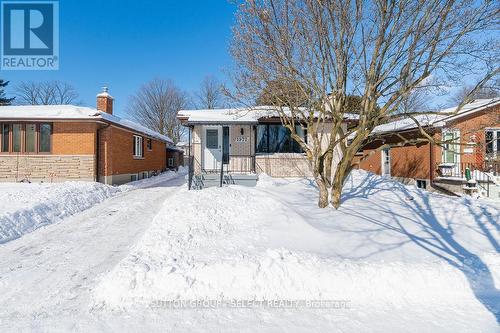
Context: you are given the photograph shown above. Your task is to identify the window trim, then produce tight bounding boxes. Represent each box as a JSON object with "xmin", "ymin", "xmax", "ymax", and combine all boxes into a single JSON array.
[
  {"xmin": 485, "ymin": 128, "xmax": 500, "ymax": 159},
  {"xmin": 133, "ymin": 135, "xmax": 144, "ymax": 158}
]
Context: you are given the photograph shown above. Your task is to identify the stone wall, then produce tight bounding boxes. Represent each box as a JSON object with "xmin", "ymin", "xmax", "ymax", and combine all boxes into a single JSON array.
[{"xmin": 0, "ymin": 155, "xmax": 95, "ymax": 182}]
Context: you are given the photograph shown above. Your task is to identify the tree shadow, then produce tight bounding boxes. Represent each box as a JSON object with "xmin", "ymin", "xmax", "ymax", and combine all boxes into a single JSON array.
[{"xmin": 341, "ymin": 175, "xmax": 500, "ymax": 323}]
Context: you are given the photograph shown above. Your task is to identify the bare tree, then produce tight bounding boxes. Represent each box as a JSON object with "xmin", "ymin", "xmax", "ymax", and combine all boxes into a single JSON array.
[
  {"xmin": 14, "ymin": 81, "xmax": 80, "ymax": 105},
  {"xmin": 450, "ymin": 80, "xmax": 499, "ymax": 105},
  {"xmin": 231, "ymin": 0, "xmax": 498, "ymax": 208},
  {"xmin": 195, "ymin": 75, "xmax": 226, "ymax": 109},
  {"xmin": 127, "ymin": 78, "xmax": 189, "ymax": 143}
]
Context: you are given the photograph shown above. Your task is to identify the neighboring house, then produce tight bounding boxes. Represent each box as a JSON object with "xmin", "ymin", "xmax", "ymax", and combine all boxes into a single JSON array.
[
  {"xmin": 166, "ymin": 145, "xmax": 184, "ymax": 170},
  {"xmin": 355, "ymin": 98, "xmax": 500, "ymax": 198},
  {"xmin": 177, "ymin": 107, "xmax": 356, "ymax": 188},
  {"xmin": 0, "ymin": 88, "xmax": 172, "ymax": 184},
  {"xmin": 176, "ymin": 141, "xmax": 190, "ymax": 166}
]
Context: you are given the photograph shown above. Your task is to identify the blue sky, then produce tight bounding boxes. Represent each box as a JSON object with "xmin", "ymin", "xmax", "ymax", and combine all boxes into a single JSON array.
[{"xmin": 2, "ymin": 0, "xmax": 237, "ymax": 117}]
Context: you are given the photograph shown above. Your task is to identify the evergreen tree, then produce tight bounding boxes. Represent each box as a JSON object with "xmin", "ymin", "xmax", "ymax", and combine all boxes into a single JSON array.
[{"xmin": 0, "ymin": 80, "xmax": 14, "ymax": 105}]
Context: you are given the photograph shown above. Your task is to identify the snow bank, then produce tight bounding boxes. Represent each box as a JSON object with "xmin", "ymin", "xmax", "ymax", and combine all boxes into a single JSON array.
[
  {"xmin": 93, "ymin": 170, "xmax": 500, "ymax": 322},
  {"xmin": 0, "ymin": 182, "xmax": 125, "ymax": 244},
  {"xmin": 0, "ymin": 169, "xmax": 186, "ymax": 244}
]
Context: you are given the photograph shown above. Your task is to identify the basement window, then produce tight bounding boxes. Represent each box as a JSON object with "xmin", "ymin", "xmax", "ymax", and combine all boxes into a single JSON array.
[{"xmin": 416, "ymin": 179, "xmax": 427, "ymax": 189}]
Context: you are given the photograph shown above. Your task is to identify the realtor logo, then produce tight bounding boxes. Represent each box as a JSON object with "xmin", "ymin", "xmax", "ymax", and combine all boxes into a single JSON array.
[{"xmin": 1, "ymin": 0, "xmax": 59, "ymax": 70}]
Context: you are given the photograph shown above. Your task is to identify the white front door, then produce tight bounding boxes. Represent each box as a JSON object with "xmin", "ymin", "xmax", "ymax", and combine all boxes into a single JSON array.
[
  {"xmin": 381, "ymin": 148, "xmax": 391, "ymax": 176},
  {"xmin": 203, "ymin": 126, "xmax": 223, "ymax": 171}
]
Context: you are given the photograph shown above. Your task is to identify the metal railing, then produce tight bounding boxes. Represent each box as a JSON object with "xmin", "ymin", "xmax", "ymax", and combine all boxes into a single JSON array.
[{"xmin": 435, "ymin": 161, "xmax": 499, "ymax": 181}]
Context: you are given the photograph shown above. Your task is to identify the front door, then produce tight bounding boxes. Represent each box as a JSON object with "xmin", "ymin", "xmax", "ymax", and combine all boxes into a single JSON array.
[
  {"xmin": 381, "ymin": 148, "xmax": 391, "ymax": 176},
  {"xmin": 203, "ymin": 126, "xmax": 223, "ymax": 171}
]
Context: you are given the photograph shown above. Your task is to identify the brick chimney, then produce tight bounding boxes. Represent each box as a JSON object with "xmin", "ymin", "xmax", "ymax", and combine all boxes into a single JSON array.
[{"xmin": 96, "ymin": 87, "xmax": 114, "ymax": 114}]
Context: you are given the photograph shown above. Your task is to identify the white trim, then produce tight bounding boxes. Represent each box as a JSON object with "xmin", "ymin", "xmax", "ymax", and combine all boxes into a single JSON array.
[{"xmin": 381, "ymin": 148, "xmax": 391, "ymax": 176}]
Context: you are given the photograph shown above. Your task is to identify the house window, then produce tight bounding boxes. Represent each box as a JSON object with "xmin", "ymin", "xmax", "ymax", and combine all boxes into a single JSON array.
[
  {"xmin": 25, "ymin": 124, "xmax": 36, "ymax": 153},
  {"xmin": 256, "ymin": 124, "xmax": 305, "ymax": 153},
  {"xmin": 133, "ymin": 135, "xmax": 143, "ymax": 157},
  {"xmin": 12, "ymin": 124, "xmax": 22, "ymax": 152},
  {"xmin": 0, "ymin": 123, "xmax": 52, "ymax": 154},
  {"xmin": 416, "ymin": 179, "xmax": 427, "ymax": 189},
  {"xmin": 442, "ymin": 130, "xmax": 460, "ymax": 164},
  {"xmin": 1, "ymin": 124, "xmax": 9, "ymax": 152},
  {"xmin": 147, "ymin": 138, "xmax": 153, "ymax": 150},
  {"xmin": 168, "ymin": 157, "xmax": 175, "ymax": 167},
  {"xmin": 39, "ymin": 123, "xmax": 52, "ymax": 152},
  {"xmin": 206, "ymin": 129, "xmax": 219, "ymax": 149},
  {"xmin": 485, "ymin": 129, "xmax": 500, "ymax": 158},
  {"xmin": 130, "ymin": 174, "xmax": 138, "ymax": 182}
]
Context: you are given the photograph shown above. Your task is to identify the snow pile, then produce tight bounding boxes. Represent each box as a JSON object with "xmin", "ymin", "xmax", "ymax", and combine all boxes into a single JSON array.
[
  {"xmin": 0, "ymin": 182, "xmax": 125, "ymax": 244},
  {"xmin": 0, "ymin": 169, "xmax": 187, "ymax": 245},
  {"xmin": 93, "ymin": 169, "xmax": 500, "ymax": 326}
]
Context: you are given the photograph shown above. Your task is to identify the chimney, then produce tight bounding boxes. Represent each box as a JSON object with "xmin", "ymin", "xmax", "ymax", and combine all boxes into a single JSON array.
[{"xmin": 96, "ymin": 87, "xmax": 114, "ymax": 114}]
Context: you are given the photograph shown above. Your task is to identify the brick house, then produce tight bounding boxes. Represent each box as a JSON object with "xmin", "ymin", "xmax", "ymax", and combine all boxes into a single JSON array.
[
  {"xmin": 0, "ymin": 88, "xmax": 172, "ymax": 185},
  {"xmin": 177, "ymin": 107, "xmax": 356, "ymax": 188},
  {"xmin": 355, "ymin": 98, "xmax": 500, "ymax": 198}
]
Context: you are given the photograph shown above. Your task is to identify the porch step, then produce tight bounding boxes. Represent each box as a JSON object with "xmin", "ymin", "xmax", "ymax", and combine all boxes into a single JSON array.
[{"xmin": 190, "ymin": 173, "xmax": 258, "ymax": 190}]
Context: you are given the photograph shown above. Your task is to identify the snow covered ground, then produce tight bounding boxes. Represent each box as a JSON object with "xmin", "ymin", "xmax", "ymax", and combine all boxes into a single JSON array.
[
  {"xmin": 0, "ymin": 169, "xmax": 498, "ymax": 332},
  {"xmin": 0, "ymin": 169, "xmax": 184, "ymax": 244}
]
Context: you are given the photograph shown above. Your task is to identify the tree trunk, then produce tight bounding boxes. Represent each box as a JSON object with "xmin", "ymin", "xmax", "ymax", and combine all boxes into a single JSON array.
[
  {"xmin": 317, "ymin": 178, "xmax": 329, "ymax": 208},
  {"xmin": 331, "ymin": 158, "xmax": 351, "ymax": 209}
]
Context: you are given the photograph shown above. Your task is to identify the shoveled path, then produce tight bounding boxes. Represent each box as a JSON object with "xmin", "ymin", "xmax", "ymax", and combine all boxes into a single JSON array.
[{"xmin": 0, "ymin": 174, "xmax": 186, "ymax": 331}]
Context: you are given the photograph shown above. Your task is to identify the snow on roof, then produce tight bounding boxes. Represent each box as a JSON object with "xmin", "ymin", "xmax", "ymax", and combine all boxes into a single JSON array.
[
  {"xmin": 372, "ymin": 98, "xmax": 499, "ymax": 134},
  {"xmin": 178, "ymin": 106, "xmax": 358, "ymax": 124},
  {"xmin": 0, "ymin": 105, "xmax": 172, "ymax": 143}
]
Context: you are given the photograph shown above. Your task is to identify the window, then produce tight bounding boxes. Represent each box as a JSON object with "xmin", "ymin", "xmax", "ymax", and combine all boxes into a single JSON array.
[
  {"xmin": 485, "ymin": 129, "xmax": 500, "ymax": 158},
  {"xmin": 168, "ymin": 157, "xmax": 175, "ymax": 167},
  {"xmin": 0, "ymin": 123, "xmax": 52, "ymax": 154},
  {"xmin": 206, "ymin": 129, "xmax": 219, "ymax": 149},
  {"xmin": 256, "ymin": 124, "xmax": 305, "ymax": 154},
  {"xmin": 442, "ymin": 130, "xmax": 460, "ymax": 163},
  {"xmin": 12, "ymin": 124, "xmax": 22, "ymax": 152},
  {"xmin": 39, "ymin": 123, "xmax": 51, "ymax": 152},
  {"xmin": 416, "ymin": 179, "xmax": 427, "ymax": 189},
  {"xmin": 133, "ymin": 135, "xmax": 143, "ymax": 157},
  {"xmin": 1, "ymin": 124, "xmax": 9, "ymax": 152},
  {"xmin": 147, "ymin": 138, "xmax": 152, "ymax": 150},
  {"xmin": 131, "ymin": 174, "xmax": 138, "ymax": 182},
  {"xmin": 25, "ymin": 124, "xmax": 36, "ymax": 153}
]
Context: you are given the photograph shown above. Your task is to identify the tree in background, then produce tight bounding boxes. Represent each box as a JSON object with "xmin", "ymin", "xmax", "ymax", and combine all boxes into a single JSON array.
[
  {"xmin": 195, "ymin": 75, "xmax": 227, "ymax": 109},
  {"xmin": 450, "ymin": 80, "xmax": 499, "ymax": 106},
  {"xmin": 14, "ymin": 81, "xmax": 80, "ymax": 105},
  {"xmin": 127, "ymin": 78, "xmax": 189, "ymax": 143},
  {"xmin": 0, "ymin": 80, "xmax": 14, "ymax": 106},
  {"xmin": 231, "ymin": 0, "xmax": 499, "ymax": 208}
]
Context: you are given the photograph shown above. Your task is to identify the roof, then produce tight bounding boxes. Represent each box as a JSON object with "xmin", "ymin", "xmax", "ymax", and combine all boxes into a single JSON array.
[
  {"xmin": 0, "ymin": 105, "xmax": 173, "ymax": 143},
  {"xmin": 178, "ymin": 106, "xmax": 358, "ymax": 125},
  {"xmin": 372, "ymin": 98, "xmax": 499, "ymax": 134}
]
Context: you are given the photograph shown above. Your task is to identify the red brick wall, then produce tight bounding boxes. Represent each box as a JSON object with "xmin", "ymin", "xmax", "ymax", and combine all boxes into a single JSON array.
[
  {"xmin": 356, "ymin": 104, "xmax": 499, "ymax": 179},
  {"xmin": 436, "ymin": 105, "xmax": 500, "ymax": 165},
  {"xmin": 52, "ymin": 122, "xmax": 98, "ymax": 155},
  {"xmin": 98, "ymin": 125, "xmax": 166, "ymax": 176}
]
